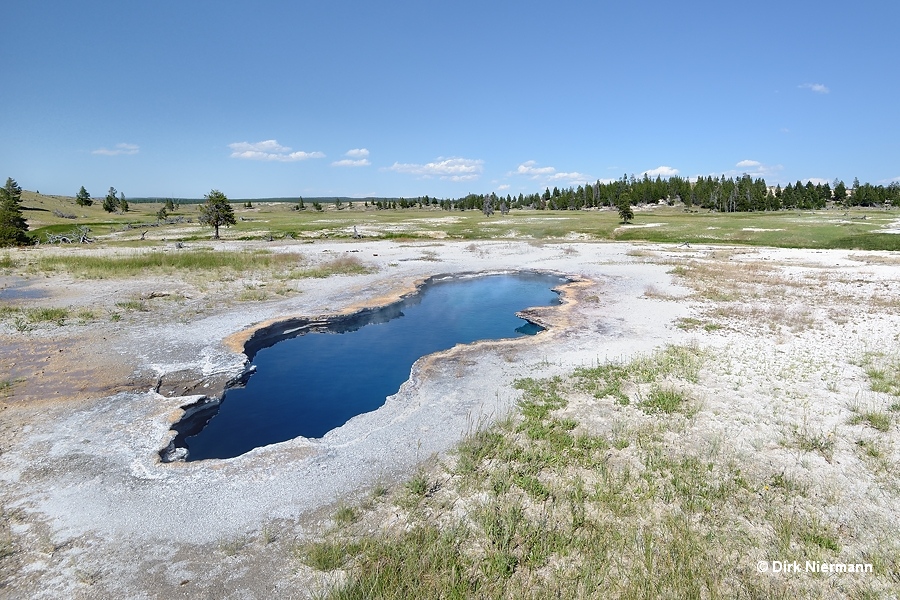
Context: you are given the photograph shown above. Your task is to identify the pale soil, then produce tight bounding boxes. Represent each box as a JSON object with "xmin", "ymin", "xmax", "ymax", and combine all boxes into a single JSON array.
[{"xmin": 0, "ymin": 240, "xmax": 898, "ymax": 598}]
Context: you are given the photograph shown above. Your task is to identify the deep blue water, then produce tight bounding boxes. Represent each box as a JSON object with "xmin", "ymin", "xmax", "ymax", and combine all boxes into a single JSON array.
[{"xmin": 178, "ymin": 273, "xmax": 564, "ymax": 461}]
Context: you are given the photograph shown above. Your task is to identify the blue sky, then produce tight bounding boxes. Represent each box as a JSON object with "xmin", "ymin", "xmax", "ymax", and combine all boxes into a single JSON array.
[{"xmin": 3, "ymin": 1, "xmax": 898, "ymax": 199}]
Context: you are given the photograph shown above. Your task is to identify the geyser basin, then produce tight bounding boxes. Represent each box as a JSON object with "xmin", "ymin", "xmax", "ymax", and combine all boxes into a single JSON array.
[{"xmin": 166, "ymin": 272, "xmax": 566, "ymax": 461}]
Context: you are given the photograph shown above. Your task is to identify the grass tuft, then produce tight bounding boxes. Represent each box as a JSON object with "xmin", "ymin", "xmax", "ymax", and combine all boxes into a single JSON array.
[
  {"xmin": 859, "ymin": 352, "xmax": 900, "ymax": 397},
  {"xmin": 574, "ymin": 344, "xmax": 704, "ymax": 405},
  {"xmin": 334, "ymin": 506, "xmax": 359, "ymax": 527},
  {"xmin": 641, "ymin": 386, "xmax": 688, "ymax": 414},
  {"xmin": 298, "ymin": 539, "xmax": 364, "ymax": 571},
  {"xmin": 25, "ymin": 307, "xmax": 69, "ymax": 325},
  {"xmin": 849, "ymin": 411, "xmax": 892, "ymax": 433}
]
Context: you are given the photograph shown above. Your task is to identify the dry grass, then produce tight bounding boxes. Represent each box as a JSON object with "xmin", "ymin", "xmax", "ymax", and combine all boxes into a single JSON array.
[{"xmin": 848, "ymin": 253, "xmax": 900, "ymax": 266}]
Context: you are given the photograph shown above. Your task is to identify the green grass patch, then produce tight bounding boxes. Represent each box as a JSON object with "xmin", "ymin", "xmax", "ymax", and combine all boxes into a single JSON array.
[
  {"xmin": 115, "ymin": 299, "xmax": 148, "ymax": 312},
  {"xmin": 0, "ymin": 379, "xmax": 16, "ymax": 397},
  {"xmin": 858, "ymin": 352, "xmax": 900, "ymax": 396},
  {"xmin": 24, "ymin": 307, "xmax": 69, "ymax": 325},
  {"xmin": 849, "ymin": 411, "xmax": 892, "ymax": 433},
  {"xmin": 35, "ymin": 249, "xmax": 300, "ymax": 278},
  {"xmin": 792, "ymin": 425, "xmax": 835, "ymax": 461},
  {"xmin": 298, "ymin": 539, "xmax": 366, "ymax": 571},
  {"xmin": 319, "ymin": 526, "xmax": 471, "ymax": 598},
  {"xmin": 641, "ymin": 386, "xmax": 688, "ymax": 414},
  {"xmin": 574, "ymin": 344, "xmax": 704, "ymax": 405},
  {"xmin": 334, "ymin": 506, "xmax": 359, "ymax": 527},
  {"xmin": 31, "ymin": 250, "xmax": 373, "ymax": 281},
  {"xmin": 404, "ymin": 472, "xmax": 430, "ymax": 497},
  {"xmin": 18, "ymin": 190, "xmax": 900, "ymax": 249},
  {"xmin": 301, "ymin": 350, "xmax": 872, "ymax": 598}
]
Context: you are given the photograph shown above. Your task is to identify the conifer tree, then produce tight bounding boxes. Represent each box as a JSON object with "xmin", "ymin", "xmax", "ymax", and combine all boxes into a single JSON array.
[
  {"xmin": 198, "ymin": 189, "xmax": 236, "ymax": 239},
  {"xmin": 75, "ymin": 186, "xmax": 93, "ymax": 207},
  {"xmin": 0, "ymin": 177, "xmax": 31, "ymax": 246},
  {"xmin": 103, "ymin": 187, "xmax": 119, "ymax": 212}
]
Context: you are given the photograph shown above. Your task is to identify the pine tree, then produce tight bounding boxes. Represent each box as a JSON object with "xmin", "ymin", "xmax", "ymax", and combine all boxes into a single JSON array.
[
  {"xmin": 0, "ymin": 177, "xmax": 31, "ymax": 246},
  {"xmin": 103, "ymin": 187, "xmax": 119, "ymax": 212},
  {"xmin": 75, "ymin": 186, "xmax": 93, "ymax": 207},
  {"xmin": 198, "ymin": 189, "xmax": 236, "ymax": 239},
  {"xmin": 617, "ymin": 192, "xmax": 634, "ymax": 224}
]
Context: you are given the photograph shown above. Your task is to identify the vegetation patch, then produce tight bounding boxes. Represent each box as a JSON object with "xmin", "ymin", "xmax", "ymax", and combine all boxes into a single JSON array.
[
  {"xmin": 849, "ymin": 410, "xmax": 892, "ymax": 433},
  {"xmin": 297, "ymin": 346, "xmax": 885, "ymax": 598},
  {"xmin": 789, "ymin": 419, "xmax": 836, "ymax": 461},
  {"xmin": 0, "ymin": 379, "xmax": 23, "ymax": 398},
  {"xmin": 34, "ymin": 249, "xmax": 301, "ymax": 277},
  {"xmin": 290, "ymin": 256, "xmax": 371, "ymax": 278},
  {"xmin": 858, "ymin": 351, "xmax": 900, "ymax": 396},
  {"xmin": 640, "ymin": 385, "xmax": 689, "ymax": 414},
  {"xmin": 24, "ymin": 307, "xmax": 69, "ymax": 325},
  {"xmin": 573, "ymin": 344, "xmax": 704, "ymax": 406}
]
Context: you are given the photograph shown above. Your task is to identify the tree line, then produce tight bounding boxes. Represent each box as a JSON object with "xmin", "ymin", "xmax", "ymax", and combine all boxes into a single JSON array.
[
  {"xmin": 2, "ymin": 174, "xmax": 900, "ymax": 247},
  {"xmin": 417, "ymin": 174, "xmax": 900, "ymax": 215}
]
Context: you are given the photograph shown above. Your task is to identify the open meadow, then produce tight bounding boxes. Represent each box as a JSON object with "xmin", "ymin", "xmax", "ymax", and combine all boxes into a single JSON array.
[
  {"xmin": 18, "ymin": 190, "xmax": 900, "ymax": 250},
  {"xmin": 0, "ymin": 193, "xmax": 899, "ymax": 598}
]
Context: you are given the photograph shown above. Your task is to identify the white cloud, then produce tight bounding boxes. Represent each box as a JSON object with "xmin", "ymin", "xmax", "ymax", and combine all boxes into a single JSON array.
[
  {"xmin": 332, "ymin": 148, "xmax": 371, "ymax": 166},
  {"xmin": 515, "ymin": 161, "xmax": 556, "ymax": 177},
  {"xmin": 387, "ymin": 157, "xmax": 484, "ymax": 181},
  {"xmin": 804, "ymin": 177, "xmax": 830, "ymax": 185},
  {"xmin": 642, "ymin": 166, "xmax": 679, "ymax": 178},
  {"xmin": 497, "ymin": 184, "xmax": 510, "ymax": 191},
  {"xmin": 331, "ymin": 158, "xmax": 371, "ymax": 167},
  {"xmin": 511, "ymin": 161, "xmax": 590, "ymax": 185},
  {"xmin": 92, "ymin": 143, "xmax": 139, "ymax": 156},
  {"xmin": 228, "ymin": 140, "xmax": 325, "ymax": 162},
  {"xmin": 548, "ymin": 171, "xmax": 590, "ymax": 183},
  {"xmin": 799, "ymin": 83, "xmax": 829, "ymax": 94},
  {"xmin": 730, "ymin": 159, "xmax": 783, "ymax": 179}
]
